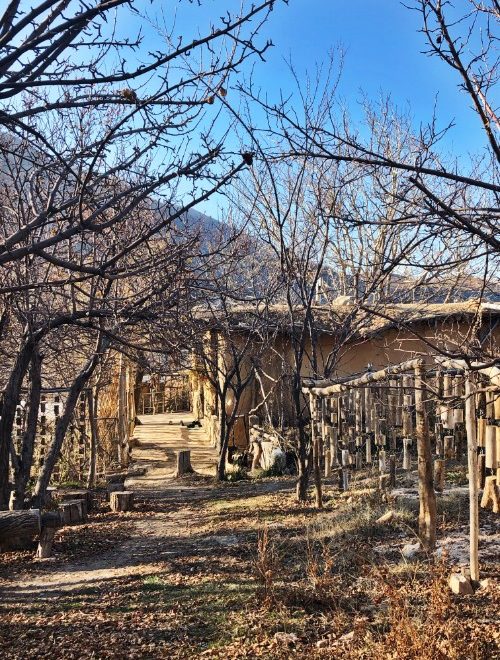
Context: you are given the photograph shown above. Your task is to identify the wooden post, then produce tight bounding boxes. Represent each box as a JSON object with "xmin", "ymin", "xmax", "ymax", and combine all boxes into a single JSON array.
[
  {"xmin": 110, "ymin": 491, "xmax": 134, "ymax": 512},
  {"xmin": 365, "ymin": 432, "xmax": 372, "ymax": 464},
  {"xmin": 174, "ymin": 450, "xmax": 193, "ymax": 477},
  {"xmin": 331, "ymin": 427, "xmax": 339, "ymax": 467},
  {"xmin": 310, "ymin": 394, "xmax": 323, "ymax": 509},
  {"xmin": 434, "ymin": 459, "xmax": 445, "ymax": 493},
  {"xmin": 477, "ymin": 453, "xmax": 486, "ymax": 489},
  {"xmin": 485, "ymin": 425, "xmax": 497, "ymax": 469},
  {"xmin": 464, "ymin": 374, "xmax": 479, "ymax": 583},
  {"xmin": 324, "ymin": 426, "xmax": 332, "ymax": 478},
  {"xmin": 389, "ymin": 454, "xmax": 396, "ymax": 488},
  {"xmin": 379, "ymin": 448, "xmax": 386, "ymax": 473},
  {"xmin": 341, "ymin": 449, "xmax": 350, "ymax": 491},
  {"xmin": 403, "ymin": 438, "xmax": 412, "ymax": 470},
  {"xmin": 36, "ymin": 512, "xmax": 63, "ymax": 559},
  {"xmin": 443, "ymin": 435, "xmax": 455, "ymax": 460},
  {"xmin": 414, "ymin": 363, "xmax": 436, "ymax": 551}
]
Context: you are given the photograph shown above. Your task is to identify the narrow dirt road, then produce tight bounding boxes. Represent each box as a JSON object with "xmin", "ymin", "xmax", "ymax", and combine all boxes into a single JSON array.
[{"xmin": 2, "ymin": 414, "xmax": 219, "ymax": 595}]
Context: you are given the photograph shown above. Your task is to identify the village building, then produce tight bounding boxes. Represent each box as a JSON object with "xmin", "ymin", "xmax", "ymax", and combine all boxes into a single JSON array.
[{"xmin": 189, "ymin": 301, "xmax": 500, "ymax": 449}]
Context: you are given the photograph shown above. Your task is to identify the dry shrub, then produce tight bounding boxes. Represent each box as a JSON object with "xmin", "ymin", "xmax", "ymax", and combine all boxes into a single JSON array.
[
  {"xmin": 254, "ymin": 526, "xmax": 280, "ymax": 604},
  {"xmin": 370, "ymin": 561, "xmax": 462, "ymax": 659}
]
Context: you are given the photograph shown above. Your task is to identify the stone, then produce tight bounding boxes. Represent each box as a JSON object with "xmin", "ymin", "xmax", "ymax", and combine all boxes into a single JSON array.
[
  {"xmin": 376, "ymin": 510, "xmax": 395, "ymax": 525},
  {"xmin": 274, "ymin": 632, "xmax": 298, "ymax": 645},
  {"xmin": 401, "ymin": 542, "xmax": 421, "ymax": 560},
  {"xmin": 449, "ymin": 573, "xmax": 474, "ymax": 595},
  {"xmin": 316, "ymin": 639, "xmax": 329, "ymax": 649}
]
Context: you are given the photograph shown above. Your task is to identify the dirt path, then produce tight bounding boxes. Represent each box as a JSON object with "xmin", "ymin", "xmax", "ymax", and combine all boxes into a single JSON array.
[{"xmin": 1, "ymin": 414, "xmax": 220, "ymax": 597}]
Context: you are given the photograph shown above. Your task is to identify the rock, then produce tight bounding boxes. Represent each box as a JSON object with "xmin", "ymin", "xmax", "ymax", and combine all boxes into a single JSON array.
[
  {"xmin": 376, "ymin": 510, "xmax": 395, "ymax": 524},
  {"xmin": 478, "ymin": 578, "xmax": 490, "ymax": 590},
  {"xmin": 274, "ymin": 632, "xmax": 298, "ymax": 645},
  {"xmin": 449, "ymin": 572, "xmax": 474, "ymax": 595},
  {"xmin": 316, "ymin": 639, "xmax": 329, "ymax": 649},
  {"xmin": 401, "ymin": 542, "xmax": 421, "ymax": 560}
]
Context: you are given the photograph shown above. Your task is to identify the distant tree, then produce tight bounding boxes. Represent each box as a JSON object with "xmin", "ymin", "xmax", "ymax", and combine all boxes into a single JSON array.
[{"xmin": 0, "ymin": 0, "xmax": 281, "ymax": 507}]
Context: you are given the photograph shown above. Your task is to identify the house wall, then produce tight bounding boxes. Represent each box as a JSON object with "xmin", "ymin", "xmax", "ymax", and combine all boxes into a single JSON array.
[{"xmin": 191, "ymin": 316, "xmax": 500, "ymax": 448}]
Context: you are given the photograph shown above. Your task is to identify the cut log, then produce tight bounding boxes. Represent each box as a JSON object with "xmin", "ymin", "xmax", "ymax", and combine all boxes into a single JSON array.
[
  {"xmin": 59, "ymin": 499, "xmax": 86, "ymax": 525},
  {"xmin": 110, "ymin": 491, "xmax": 134, "ymax": 512},
  {"xmin": 174, "ymin": 450, "xmax": 193, "ymax": 477},
  {"xmin": 59, "ymin": 489, "xmax": 92, "ymax": 511},
  {"xmin": 0, "ymin": 509, "xmax": 41, "ymax": 551}
]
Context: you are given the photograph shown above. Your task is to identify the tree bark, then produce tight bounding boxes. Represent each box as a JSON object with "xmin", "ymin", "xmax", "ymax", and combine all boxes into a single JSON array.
[
  {"xmin": 32, "ymin": 342, "xmax": 105, "ymax": 509},
  {"xmin": 86, "ymin": 388, "xmax": 99, "ymax": 489},
  {"xmin": 12, "ymin": 349, "xmax": 42, "ymax": 509},
  {"xmin": 0, "ymin": 338, "xmax": 36, "ymax": 508},
  {"xmin": 414, "ymin": 363, "xmax": 436, "ymax": 551}
]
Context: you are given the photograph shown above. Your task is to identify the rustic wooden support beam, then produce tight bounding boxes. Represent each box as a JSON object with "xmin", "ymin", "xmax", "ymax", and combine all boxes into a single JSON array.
[{"xmin": 303, "ymin": 359, "xmax": 425, "ymax": 396}]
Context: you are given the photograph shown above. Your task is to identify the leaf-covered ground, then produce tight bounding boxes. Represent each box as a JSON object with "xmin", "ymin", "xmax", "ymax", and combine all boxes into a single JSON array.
[{"xmin": 1, "ymin": 474, "xmax": 499, "ymax": 659}]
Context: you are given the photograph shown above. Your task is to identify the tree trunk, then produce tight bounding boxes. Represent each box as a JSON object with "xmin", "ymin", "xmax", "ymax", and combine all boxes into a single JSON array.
[
  {"xmin": 32, "ymin": 344, "xmax": 104, "ymax": 509},
  {"xmin": 86, "ymin": 388, "xmax": 99, "ymax": 489},
  {"xmin": 293, "ymin": 376, "xmax": 309, "ymax": 501},
  {"xmin": 216, "ymin": 407, "xmax": 229, "ymax": 481},
  {"xmin": 414, "ymin": 363, "xmax": 436, "ymax": 551},
  {"xmin": 12, "ymin": 349, "xmax": 42, "ymax": 509},
  {"xmin": 0, "ymin": 339, "xmax": 35, "ymax": 508}
]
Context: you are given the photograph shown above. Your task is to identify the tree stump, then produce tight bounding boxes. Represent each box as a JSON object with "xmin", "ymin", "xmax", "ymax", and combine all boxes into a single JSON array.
[
  {"xmin": 59, "ymin": 499, "xmax": 87, "ymax": 525},
  {"xmin": 174, "ymin": 450, "xmax": 193, "ymax": 477},
  {"xmin": 59, "ymin": 489, "xmax": 92, "ymax": 511},
  {"xmin": 110, "ymin": 491, "xmax": 134, "ymax": 512},
  {"xmin": 36, "ymin": 512, "xmax": 63, "ymax": 559},
  {"xmin": 0, "ymin": 509, "xmax": 41, "ymax": 551}
]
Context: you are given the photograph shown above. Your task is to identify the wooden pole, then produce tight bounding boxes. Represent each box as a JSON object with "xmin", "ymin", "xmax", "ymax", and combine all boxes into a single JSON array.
[
  {"xmin": 464, "ymin": 374, "xmax": 479, "ymax": 583},
  {"xmin": 414, "ymin": 362, "xmax": 436, "ymax": 551},
  {"xmin": 403, "ymin": 438, "xmax": 412, "ymax": 470},
  {"xmin": 434, "ymin": 459, "xmax": 445, "ymax": 493},
  {"xmin": 389, "ymin": 454, "xmax": 396, "ymax": 488},
  {"xmin": 341, "ymin": 449, "xmax": 350, "ymax": 491}
]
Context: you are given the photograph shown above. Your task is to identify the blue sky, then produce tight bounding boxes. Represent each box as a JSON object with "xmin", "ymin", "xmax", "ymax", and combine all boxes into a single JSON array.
[{"xmin": 120, "ymin": 1, "xmax": 487, "ymax": 216}]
